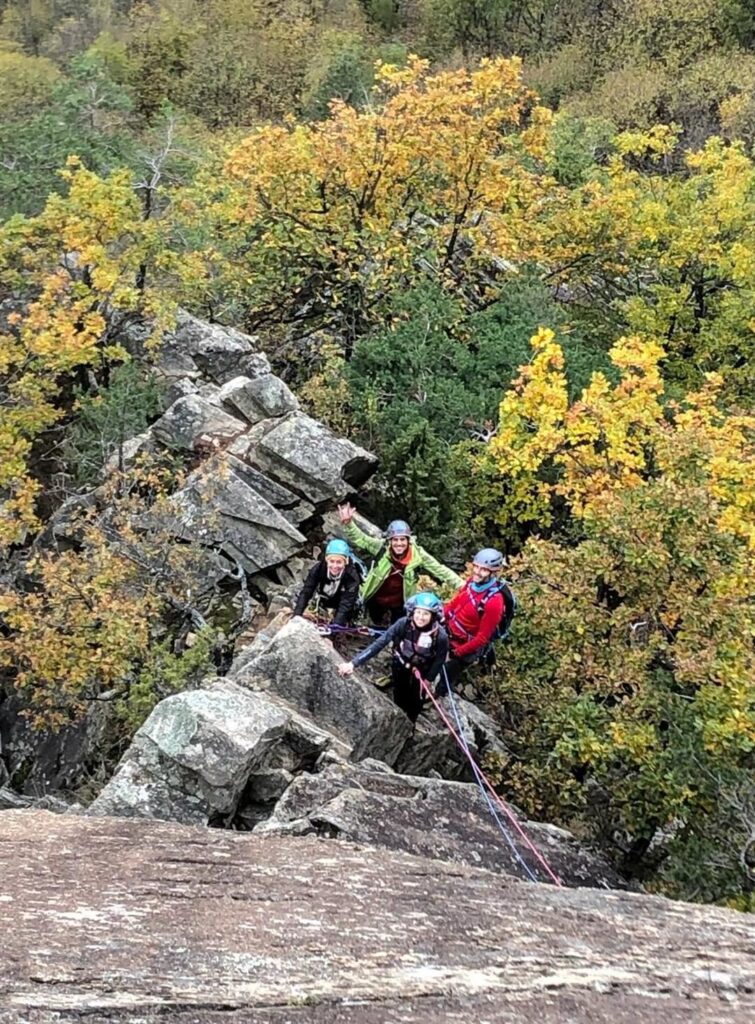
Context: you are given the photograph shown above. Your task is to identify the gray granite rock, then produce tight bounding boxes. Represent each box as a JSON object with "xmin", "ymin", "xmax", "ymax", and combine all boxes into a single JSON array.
[
  {"xmin": 159, "ymin": 312, "xmax": 271, "ymax": 383},
  {"xmin": 219, "ymin": 374, "xmax": 299, "ymax": 423},
  {"xmin": 250, "ymin": 412, "xmax": 377, "ymax": 504},
  {"xmin": 1, "ymin": 811, "xmax": 753, "ymax": 1023},
  {"xmin": 256, "ymin": 761, "xmax": 624, "ymax": 888},
  {"xmin": 230, "ymin": 617, "xmax": 413, "ymax": 765},
  {"xmin": 151, "ymin": 394, "xmax": 247, "ymax": 451},
  {"xmin": 168, "ymin": 461, "xmax": 306, "ymax": 573},
  {"xmin": 88, "ymin": 683, "xmax": 289, "ymax": 825},
  {"xmin": 224, "ymin": 453, "xmax": 302, "ymax": 509}
]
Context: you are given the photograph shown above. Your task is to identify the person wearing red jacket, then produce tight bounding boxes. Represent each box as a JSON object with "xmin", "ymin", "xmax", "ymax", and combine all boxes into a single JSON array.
[{"xmin": 439, "ymin": 547, "xmax": 506, "ymax": 695}]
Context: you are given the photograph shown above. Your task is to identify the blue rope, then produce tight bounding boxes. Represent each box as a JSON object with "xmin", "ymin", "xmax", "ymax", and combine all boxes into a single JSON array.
[{"xmin": 440, "ymin": 665, "xmax": 540, "ymax": 884}]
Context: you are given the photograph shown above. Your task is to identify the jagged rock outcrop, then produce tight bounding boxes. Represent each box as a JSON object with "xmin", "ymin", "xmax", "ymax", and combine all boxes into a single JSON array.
[
  {"xmin": 1, "ymin": 314, "xmax": 376, "ymax": 794},
  {"xmin": 121, "ymin": 316, "xmax": 376, "ymax": 576},
  {"xmin": 88, "ymin": 683, "xmax": 290, "ymax": 824},
  {"xmin": 87, "ymin": 619, "xmax": 618, "ymax": 889},
  {"xmin": 119, "ymin": 310, "xmax": 272, "ymax": 384},
  {"xmin": 255, "ymin": 760, "xmax": 624, "ymax": 888},
  {"xmin": 168, "ymin": 462, "xmax": 307, "ymax": 574},
  {"xmin": 2, "ymin": 311, "xmax": 633, "ymax": 896},
  {"xmin": 230, "ymin": 618, "xmax": 414, "ymax": 764},
  {"xmin": 1, "ymin": 811, "xmax": 753, "ymax": 1024}
]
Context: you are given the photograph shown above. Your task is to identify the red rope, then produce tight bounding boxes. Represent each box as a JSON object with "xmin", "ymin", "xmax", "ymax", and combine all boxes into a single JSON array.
[{"xmin": 413, "ymin": 668, "xmax": 563, "ymax": 887}]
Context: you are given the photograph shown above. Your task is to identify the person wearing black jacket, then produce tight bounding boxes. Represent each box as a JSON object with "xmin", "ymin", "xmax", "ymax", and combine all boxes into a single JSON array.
[
  {"xmin": 293, "ymin": 539, "xmax": 361, "ymax": 626},
  {"xmin": 337, "ymin": 592, "xmax": 448, "ymax": 721}
]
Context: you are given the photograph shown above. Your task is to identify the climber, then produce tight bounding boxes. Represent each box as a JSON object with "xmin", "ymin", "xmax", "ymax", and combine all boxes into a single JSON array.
[
  {"xmin": 292, "ymin": 538, "xmax": 361, "ymax": 626},
  {"xmin": 338, "ymin": 592, "xmax": 448, "ymax": 722},
  {"xmin": 439, "ymin": 547, "xmax": 509, "ymax": 696},
  {"xmin": 337, "ymin": 503, "xmax": 462, "ymax": 625}
]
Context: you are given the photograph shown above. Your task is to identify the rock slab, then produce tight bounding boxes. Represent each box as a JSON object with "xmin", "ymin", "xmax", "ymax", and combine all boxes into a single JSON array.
[
  {"xmin": 0, "ymin": 811, "xmax": 753, "ymax": 1024},
  {"xmin": 256, "ymin": 761, "xmax": 625, "ymax": 888}
]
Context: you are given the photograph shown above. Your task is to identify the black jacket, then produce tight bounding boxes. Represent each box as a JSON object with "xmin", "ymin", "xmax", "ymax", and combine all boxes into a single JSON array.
[
  {"xmin": 352, "ymin": 616, "xmax": 448, "ymax": 683},
  {"xmin": 293, "ymin": 561, "xmax": 361, "ymax": 626}
]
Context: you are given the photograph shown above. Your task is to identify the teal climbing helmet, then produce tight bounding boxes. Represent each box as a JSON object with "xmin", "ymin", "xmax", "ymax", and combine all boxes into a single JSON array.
[
  {"xmin": 405, "ymin": 591, "xmax": 444, "ymax": 618},
  {"xmin": 325, "ymin": 538, "xmax": 351, "ymax": 559}
]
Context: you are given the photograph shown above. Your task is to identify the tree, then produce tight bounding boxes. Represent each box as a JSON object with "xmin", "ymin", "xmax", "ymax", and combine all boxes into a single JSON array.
[
  {"xmin": 0, "ymin": 45, "xmax": 60, "ymax": 119},
  {"xmin": 0, "ymin": 458, "xmax": 230, "ymax": 729},
  {"xmin": 185, "ymin": 55, "xmax": 553, "ymax": 343},
  {"xmin": 0, "ymin": 0, "xmax": 55, "ymax": 55},
  {"xmin": 470, "ymin": 328, "xmax": 755, "ymax": 901},
  {"xmin": 0, "ymin": 51, "xmax": 135, "ymax": 219},
  {"xmin": 125, "ymin": 0, "xmax": 321, "ymax": 126},
  {"xmin": 0, "ymin": 159, "xmax": 179, "ymax": 548},
  {"xmin": 544, "ymin": 128, "xmax": 755, "ymax": 407}
]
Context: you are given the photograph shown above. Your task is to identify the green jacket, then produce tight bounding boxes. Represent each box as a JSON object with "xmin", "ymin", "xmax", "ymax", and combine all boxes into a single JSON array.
[{"xmin": 343, "ymin": 521, "xmax": 463, "ymax": 603}]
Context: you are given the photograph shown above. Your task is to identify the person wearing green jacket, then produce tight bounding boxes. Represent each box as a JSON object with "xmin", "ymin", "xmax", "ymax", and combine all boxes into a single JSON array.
[{"xmin": 337, "ymin": 503, "xmax": 463, "ymax": 625}]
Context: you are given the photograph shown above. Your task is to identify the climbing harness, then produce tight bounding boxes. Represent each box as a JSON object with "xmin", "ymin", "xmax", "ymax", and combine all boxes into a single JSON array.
[{"xmin": 413, "ymin": 664, "xmax": 563, "ymax": 887}]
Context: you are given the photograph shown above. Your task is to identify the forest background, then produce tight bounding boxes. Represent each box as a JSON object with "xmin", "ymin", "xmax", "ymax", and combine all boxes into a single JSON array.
[{"xmin": 0, "ymin": 0, "xmax": 753, "ymax": 908}]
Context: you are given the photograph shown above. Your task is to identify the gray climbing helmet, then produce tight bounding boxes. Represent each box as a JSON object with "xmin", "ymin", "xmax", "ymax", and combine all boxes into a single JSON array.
[
  {"xmin": 385, "ymin": 519, "xmax": 412, "ymax": 539},
  {"xmin": 472, "ymin": 547, "xmax": 505, "ymax": 571}
]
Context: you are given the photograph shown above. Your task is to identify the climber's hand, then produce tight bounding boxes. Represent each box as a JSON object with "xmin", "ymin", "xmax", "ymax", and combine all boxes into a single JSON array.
[
  {"xmin": 338, "ymin": 661, "xmax": 355, "ymax": 676},
  {"xmin": 337, "ymin": 502, "xmax": 355, "ymax": 524}
]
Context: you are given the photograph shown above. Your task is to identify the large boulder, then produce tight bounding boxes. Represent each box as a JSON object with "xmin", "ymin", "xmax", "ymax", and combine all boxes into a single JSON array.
[
  {"xmin": 168, "ymin": 313, "xmax": 271, "ymax": 383},
  {"xmin": 229, "ymin": 617, "xmax": 413, "ymax": 765},
  {"xmin": 118, "ymin": 311, "xmax": 271, "ymax": 384},
  {"xmin": 256, "ymin": 760, "xmax": 625, "ymax": 889},
  {"xmin": 235, "ymin": 412, "xmax": 377, "ymax": 504},
  {"xmin": 88, "ymin": 683, "xmax": 291, "ymax": 825},
  {"xmin": 219, "ymin": 374, "xmax": 299, "ymax": 423},
  {"xmin": 2, "ymin": 811, "xmax": 753, "ymax": 1023},
  {"xmin": 151, "ymin": 394, "xmax": 247, "ymax": 451},
  {"xmin": 168, "ymin": 461, "xmax": 306, "ymax": 573}
]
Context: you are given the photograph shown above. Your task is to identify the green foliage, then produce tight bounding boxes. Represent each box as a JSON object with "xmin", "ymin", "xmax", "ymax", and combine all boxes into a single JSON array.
[
  {"xmin": 302, "ymin": 31, "xmax": 374, "ymax": 120},
  {"xmin": 0, "ymin": 51, "xmax": 134, "ymax": 218},
  {"xmin": 64, "ymin": 361, "xmax": 164, "ymax": 486},
  {"xmin": 366, "ymin": 0, "xmax": 401, "ymax": 32},
  {"xmin": 471, "ymin": 330, "xmax": 755, "ymax": 903},
  {"xmin": 544, "ymin": 130, "xmax": 755, "ymax": 408},
  {"xmin": 0, "ymin": 45, "xmax": 59, "ymax": 117},
  {"xmin": 339, "ymin": 278, "xmax": 608, "ymax": 549},
  {"xmin": 116, "ymin": 627, "xmax": 217, "ymax": 733}
]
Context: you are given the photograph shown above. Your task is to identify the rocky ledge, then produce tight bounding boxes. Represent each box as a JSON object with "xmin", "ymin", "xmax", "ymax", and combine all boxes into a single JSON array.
[{"xmin": 0, "ymin": 811, "xmax": 753, "ymax": 1024}]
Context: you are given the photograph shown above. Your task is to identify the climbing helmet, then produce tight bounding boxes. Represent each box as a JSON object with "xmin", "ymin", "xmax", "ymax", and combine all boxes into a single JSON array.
[
  {"xmin": 472, "ymin": 547, "xmax": 505, "ymax": 571},
  {"xmin": 405, "ymin": 591, "xmax": 444, "ymax": 618},
  {"xmin": 385, "ymin": 519, "xmax": 412, "ymax": 539},
  {"xmin": 325, "ymin": 538, "xmax": 351, "ymax": 559}
]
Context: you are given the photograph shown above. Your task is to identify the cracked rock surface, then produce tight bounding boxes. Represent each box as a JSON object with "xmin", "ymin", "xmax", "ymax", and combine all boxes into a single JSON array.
[{"xmin": 1, "ymin": 811, "xmax": 753, "ymax": 1023}]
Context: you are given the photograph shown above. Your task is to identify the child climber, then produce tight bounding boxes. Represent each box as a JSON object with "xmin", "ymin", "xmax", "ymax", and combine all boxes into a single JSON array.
[
  {"xmin": 337, "ymin": 592, "xmax": 448, "ymax": 722},
  {"xmin": 293, "ymin": 539, "xmax": 361, "ymax": 627}
]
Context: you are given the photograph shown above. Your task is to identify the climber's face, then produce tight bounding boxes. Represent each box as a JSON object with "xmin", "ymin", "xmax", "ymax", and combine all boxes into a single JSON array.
[
  {"xmin": 412, "ymin": 608, "xmax": 432, "ymax": 629},
  {"xmin": 471, "ymin": 563, "xmax": 493, "ymax": 585},
  {"xmin": 325, "ymin": 555, "xmax": 347, "ymax": 576},
  {"xmin": 389, "ymin": 535, "xmax": 410, "ymax": 557}
]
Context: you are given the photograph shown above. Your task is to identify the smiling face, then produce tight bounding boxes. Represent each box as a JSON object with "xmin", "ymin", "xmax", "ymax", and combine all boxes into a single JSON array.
[
  {"xmin": 389, "ymin": 535, "xmax": 410, "ymax": 557},
  {"xmin": 471, "ymin": 562, "xmax": 494, "ymax": 585},
  {"xmin": 325, "ymin": 555, "xmax": 347, "ymax": 576},
  {"xmin": 412, "ymin": 607, "xmax": 433, "ymax": 629}
]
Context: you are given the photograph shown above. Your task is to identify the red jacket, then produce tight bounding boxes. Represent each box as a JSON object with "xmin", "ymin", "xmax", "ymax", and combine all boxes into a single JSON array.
[{"xmin": 444, "ymin": 581, "xmax": 504, "ymax": 658}]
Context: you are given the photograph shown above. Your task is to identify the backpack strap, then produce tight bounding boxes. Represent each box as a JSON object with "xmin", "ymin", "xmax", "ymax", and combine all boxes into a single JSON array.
[{"xmin": 473, "ymin": 580, "xmax": 505, "ymax": 616}]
